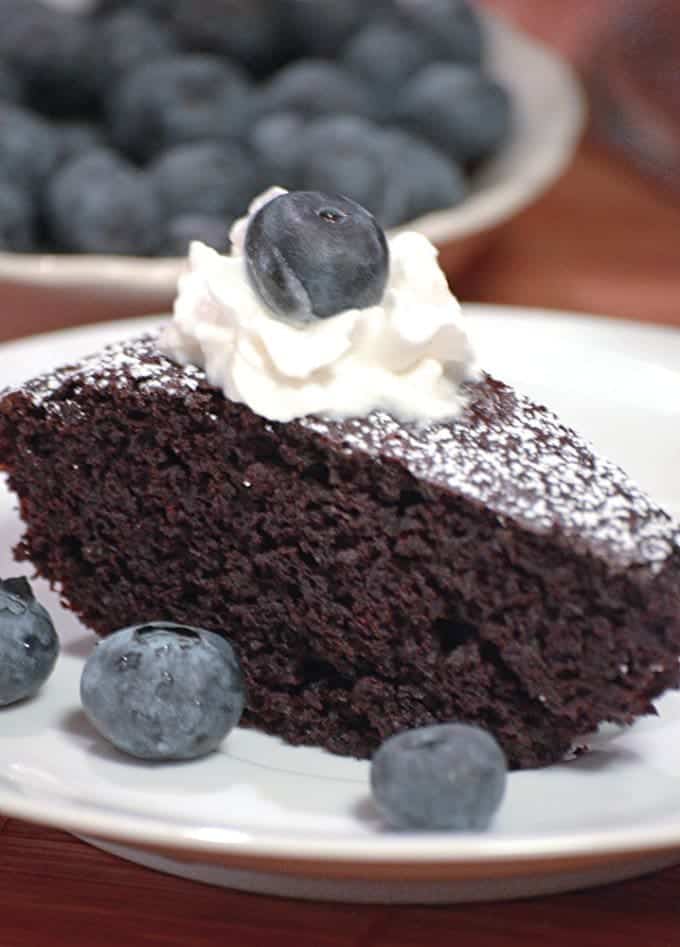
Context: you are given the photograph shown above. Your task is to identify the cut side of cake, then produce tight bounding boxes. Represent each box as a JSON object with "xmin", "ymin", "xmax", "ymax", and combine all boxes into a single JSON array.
[{"xmin": 1, "ymin": 332, "xmax": 679, "ymax": 769}]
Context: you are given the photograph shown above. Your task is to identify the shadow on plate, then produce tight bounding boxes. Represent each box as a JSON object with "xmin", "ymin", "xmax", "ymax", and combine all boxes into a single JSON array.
[
  {"xmin": 58, "ymin": 706, "xmax": 195, "ymax": 770},
  {"xmin": 352, "ymin": 794, "xmax": 384, "ymax": 831},
  {"xmin": 60, "ymin": 632, "xmax": 97, "ymax": 659},
  {"xmin": 562, "ymin": 743, "xmax": 641, "ymax": 770}
]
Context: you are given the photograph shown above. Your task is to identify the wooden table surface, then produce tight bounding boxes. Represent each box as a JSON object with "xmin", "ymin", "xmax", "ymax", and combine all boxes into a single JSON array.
[{"xmin": 2, "ymin": 138, "xmax": 680, "ymax": 944}]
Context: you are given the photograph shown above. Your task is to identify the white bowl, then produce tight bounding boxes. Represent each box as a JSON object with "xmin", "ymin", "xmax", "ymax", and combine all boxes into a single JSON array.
[{"xmin": 0, "ymin": 12, "xmax": 585, "ymax": 340}]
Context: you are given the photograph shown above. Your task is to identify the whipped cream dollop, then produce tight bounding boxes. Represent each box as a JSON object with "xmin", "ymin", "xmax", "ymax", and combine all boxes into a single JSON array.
[{"xmin": 161, "ymin": 189, "xmax": 477, "ymax": 424}]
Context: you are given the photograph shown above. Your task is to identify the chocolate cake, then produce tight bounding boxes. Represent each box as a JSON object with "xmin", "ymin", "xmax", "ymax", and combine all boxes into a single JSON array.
[{"xmin": 1, "ymin": 332, "xmax": 680, "ymax": 769}]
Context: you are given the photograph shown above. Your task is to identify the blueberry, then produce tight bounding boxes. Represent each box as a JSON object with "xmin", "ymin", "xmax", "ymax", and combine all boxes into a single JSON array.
[
  {"xmin": 156, "ymin": 214, "xmax": 231, "ymax": 256},
  {"xmin": 342, "ymin": 21, "xmax": 435, "ymax": 97},
  {"xmin": 93, "ymin": 0, "xmax": 170, "ymax": 17},
  {"xmin": 392, "ymin": 0, "xmax": 484, "ymax": 66},
  {"xmin": 54, "ymin": 123, "xmax": 106, "ymax": 168},
  {"xmin": 0, "ymin": 0, "xmax": 93, "ymax": 117},
  {"xmin": 149, "ymin": 141, "xmax": 261, "ymax": 220},
  {"xmin": 46, "ymin": 148, "xmax": 162, "ymax": 255},
  {"xmin": 0, "ymin": 577, "xmax": 59, "ymax": 706},
  {"xmin": 256, "ymin": 60, "xmax": 377, "ymax": 120},
  {"xmin": 392, "ymin": 63, "xmax": 512, "ymax": 165},
  {"xmin": 85, "ymin": 8, "xmax": 176, "ymax": 100},
  {"xmin": 285, "ymin": 0, "xmax": 388, "ymax": 58},
  {"xmin": 380, "ymin": 130, "xmax": 467, "ymax": 227},
  {"xmin": 295, "ymin": 116, "xmax": 461, "ymax": 228},
  {"xmin": 248, "ymin": 111, "xmax": 307, "ymax": 189},
  {"xmin": 80, "ymin": 621, "xmax": 246, "ymax": 761},
  {"xmin": 370, "ymin": 723, "xmax": 507, "ymax": 831},
  {"xmin": 170, "ymin": 0, "xmax": 291, "ymax": 77},
  {"xmin": 245, "ymin": 190, "xmax": 389, "ymax": 322},
  {"xmin": 0, "ymin": 59, "xmax": 23, "ymax": 104},
  {"xmin": 293, "ymin": 116, "xmax": 391, "ymax": 222},
  {"xmin": 0, "ymin": 181, "xmax": 35, "ymax": 252},
  {"xmin": 0, "ymin": 104, "xmax": 60, "ymax": 193},
  {"xmin": 109, "ymin": 54, "xmax": 252, "ymax": 162}
]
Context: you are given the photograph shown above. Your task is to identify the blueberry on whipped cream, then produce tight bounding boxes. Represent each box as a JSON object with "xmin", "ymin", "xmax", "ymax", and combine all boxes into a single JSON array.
[
  {"xmin": 244, "ymin": 190, "xmax": 389, "ymax": 322},
  {"xmin": 161, "ymin": 187, "xmax": 477, "ymax": 423}
]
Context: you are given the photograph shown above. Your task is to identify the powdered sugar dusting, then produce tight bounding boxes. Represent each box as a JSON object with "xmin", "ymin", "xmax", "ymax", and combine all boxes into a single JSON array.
[
  {"xmin": 304, "ymin": 377, "xmax": 680, "ymax": 572},
  {"xmin": 8, "ymin": 333, "xmax": 204, "ymax": 408},
  {"xmin": 5, "ymin": 333, "xmax": 678, "ymax": 573}
]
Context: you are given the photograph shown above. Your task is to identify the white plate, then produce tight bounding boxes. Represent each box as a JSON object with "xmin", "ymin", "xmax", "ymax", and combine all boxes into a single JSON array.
[
  {"xmin": 1, "ymin": 307, "xmax": 680, "ymax": 905},
  {"xmin": 0, "ymin": 12, "xmax": 585, "ymax": 296}
]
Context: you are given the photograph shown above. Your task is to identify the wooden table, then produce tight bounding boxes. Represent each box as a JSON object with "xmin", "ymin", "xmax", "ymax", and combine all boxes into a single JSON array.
[{"xmin": 2, "ymin": 139, "xmax": 680, "ymax": 945}]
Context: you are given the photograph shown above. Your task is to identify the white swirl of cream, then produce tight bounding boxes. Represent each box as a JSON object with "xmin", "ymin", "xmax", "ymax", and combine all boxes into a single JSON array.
[{"xmin": 161, "ymin": 188, "xmax": 477, "ymax": 423}]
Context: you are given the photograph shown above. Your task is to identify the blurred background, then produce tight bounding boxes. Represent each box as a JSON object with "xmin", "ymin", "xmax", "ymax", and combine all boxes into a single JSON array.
[
  {"xmin": 488, "ymin": 0, "xmax": 680, "ymax": 183},
  {"xmin": 1, "ymin": 0, "xmax": 680, "ymax": 337},
  {"xmin": 485, "ymin": 0, "xmax": 619, "ymax": 63},
  {"xmin": 473, "ymin": 0, "xmax": 680, "ymax": 323}
]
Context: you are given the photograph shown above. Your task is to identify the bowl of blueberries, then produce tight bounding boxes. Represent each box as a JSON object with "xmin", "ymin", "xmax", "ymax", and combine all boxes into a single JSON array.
[{"xmin": 0, "ymin": 0, "xmax": 585, "ymax": 336}]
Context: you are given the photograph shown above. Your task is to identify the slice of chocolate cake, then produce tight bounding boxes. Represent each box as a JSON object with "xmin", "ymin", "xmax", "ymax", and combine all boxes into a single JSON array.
[{"xmin": 1, "ymin": 331, "xmax": 679, "ymax": 769}]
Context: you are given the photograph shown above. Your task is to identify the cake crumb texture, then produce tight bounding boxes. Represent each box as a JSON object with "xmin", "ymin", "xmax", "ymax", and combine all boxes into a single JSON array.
[{"xmin": 1, "ymin": 333, "xmax": 679, "ymax": 769}]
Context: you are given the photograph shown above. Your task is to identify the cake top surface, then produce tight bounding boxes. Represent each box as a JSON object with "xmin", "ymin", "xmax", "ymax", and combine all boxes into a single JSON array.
[{"xmin": 2, "ymin": 331, "xmax": 678, "ymax": 573}]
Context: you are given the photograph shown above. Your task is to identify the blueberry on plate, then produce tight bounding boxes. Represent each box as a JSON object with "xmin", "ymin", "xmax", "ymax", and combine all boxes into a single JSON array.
[
  {"xmin": 109, "ymin": 54, "xmax": 252, "ymax": 162},
  {"xmin": 46, "ymin": 147, "xmax": 162, "ymax": 255},
  {"xmin": 80, "ymin": 622, "xmax": 246, "ymax": 761},
  {"xmin": 245, "ymin": 190, "xmax": 389, "ymax": 322},
  {"xmin": 392, "ymin": 0, "xmax": 484, "ymax": 66},
  {"xmin": 149, "ymin": 141, "xmax": 262, "ymax": 221},
  {"xmin": 0, "ymin": 577, "xmax": 59, "ymax": 706},
  {"xmin": 392, "ymin": 63, "xmax": 512, "ymax": 165},
  {"xmin": 370, "ymin": 723, "xmax": 507, "ymax": 831},
  {"xmin": 0, "ymin": 181, "xmax": 35, "ymax": 252},
  {"xmin": 256, "ymin": 59, "xmax": 377, "ymax": 120},
  {"xmin": 0, "ymin": 104, "xmax": 60, "ymax": 193},
  {"xmin": 156, "ymin": 213, "xmax": 231, "ymax": 256}
]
